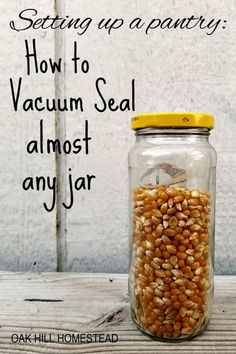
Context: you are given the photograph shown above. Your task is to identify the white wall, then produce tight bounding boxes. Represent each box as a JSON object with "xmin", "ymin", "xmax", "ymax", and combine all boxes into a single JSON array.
[
  {"xmin": 0, "ymin": 0, "xmax": 236, "ymax": 274},
  {"xmin": 0, "ymin": 0, "xmax": 57, "ymax": 271}
]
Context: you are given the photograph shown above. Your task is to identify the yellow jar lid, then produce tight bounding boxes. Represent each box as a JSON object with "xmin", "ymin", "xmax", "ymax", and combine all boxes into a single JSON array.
[{"xmin": 131, "ymin": 112, "xmax": 214, "ymax": 130}]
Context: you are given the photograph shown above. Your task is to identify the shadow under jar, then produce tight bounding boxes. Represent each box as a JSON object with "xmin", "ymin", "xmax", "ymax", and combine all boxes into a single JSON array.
[{"xmin": 128, "ymin": 112, "xmax": 217, "ymax": 341}]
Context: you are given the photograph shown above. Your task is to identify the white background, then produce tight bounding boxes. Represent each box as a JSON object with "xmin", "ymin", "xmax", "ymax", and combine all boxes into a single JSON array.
[{"xmin": 0, "ymin": 0, "xmax": 235, "ymax": 274}]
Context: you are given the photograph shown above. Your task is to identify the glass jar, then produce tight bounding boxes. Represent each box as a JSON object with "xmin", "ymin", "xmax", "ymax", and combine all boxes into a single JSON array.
[{"xmin": 128, "ymin": 112, "xmax": 216, "ymax": 340}]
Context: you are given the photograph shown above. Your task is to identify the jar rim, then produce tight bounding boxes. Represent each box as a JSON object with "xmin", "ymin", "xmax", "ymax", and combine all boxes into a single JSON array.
[{"xmin": 131, "ymin": 112, "xmax": 214, "ymax": 130}]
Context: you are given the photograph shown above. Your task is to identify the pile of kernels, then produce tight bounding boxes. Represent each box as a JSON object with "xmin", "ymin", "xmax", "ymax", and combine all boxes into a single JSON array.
[{"xmin": 131, "ymin": 185, "xmax": 211, "ymax": 338}]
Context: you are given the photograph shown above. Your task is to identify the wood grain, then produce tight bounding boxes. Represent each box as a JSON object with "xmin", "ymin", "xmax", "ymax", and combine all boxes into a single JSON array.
[{"xmin": 0, "ymin": 273, "xmax": 235, "ymax": 353}]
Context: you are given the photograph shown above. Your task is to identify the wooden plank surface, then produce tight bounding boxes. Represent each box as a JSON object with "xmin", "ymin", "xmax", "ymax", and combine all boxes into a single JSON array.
[{"xmin": 0, "ymin": 273, "xmax": 235, "ymax": 353}]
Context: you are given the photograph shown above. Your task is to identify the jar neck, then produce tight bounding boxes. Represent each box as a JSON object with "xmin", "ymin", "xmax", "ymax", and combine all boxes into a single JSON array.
[{"xmin": 135, "ymin": 128, "xmax": 210, "ymax": 141}]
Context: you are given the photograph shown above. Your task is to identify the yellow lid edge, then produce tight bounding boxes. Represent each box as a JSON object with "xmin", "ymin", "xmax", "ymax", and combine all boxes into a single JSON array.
[{"xmin": 131, "ymin": 112, "xmax": 214, "ymax": 130}]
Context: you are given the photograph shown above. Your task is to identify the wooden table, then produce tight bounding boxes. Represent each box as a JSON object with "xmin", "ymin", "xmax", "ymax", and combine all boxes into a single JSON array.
[{"xmin": 0, "ymin": 272, "xmax": 235, "ymax": 353}]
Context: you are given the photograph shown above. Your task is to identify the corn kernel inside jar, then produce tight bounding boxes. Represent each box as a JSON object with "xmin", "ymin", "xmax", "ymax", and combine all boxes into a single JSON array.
[{"xmin": 131, "ymin": 185, "xmax": 211, "ymax": 339}]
